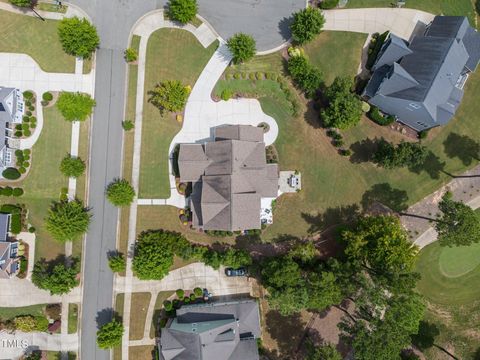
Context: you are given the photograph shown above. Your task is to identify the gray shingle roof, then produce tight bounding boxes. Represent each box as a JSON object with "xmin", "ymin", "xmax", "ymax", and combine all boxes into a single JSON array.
[
  {"xmin": 373, "ymin": 33, "xmax": 412, "ymax": 70},
  {"xmin": 0, "ymin": 214, "xmax": 10, "ymax": 242},
  {"xmin": 215, "ymin": 125, "xmax": 264, "ymax": 142},
  {"xmin": 179, "ymin": 125, "xmax": 278, "ymax": 231},
  {"xmin": 160, "ymin": 300, "xmax": 261, "ymax": 360}
]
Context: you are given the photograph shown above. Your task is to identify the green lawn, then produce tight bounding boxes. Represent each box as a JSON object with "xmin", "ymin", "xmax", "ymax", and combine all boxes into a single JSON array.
[
  {"xmin": 68, "ymin": 303, "xmax": 78, "ymax": 334},
  {"xmin": 138, "ymin": 29, "xmax": 218, "ymax": 198},
  {"xmin": 415, "ymin": 240, "xmax": 480, "ymax": 359},
  {"xmin": 0, "ymin": 9, "xmax": 76, "ymax": 73},
  {"xmin": 345, "ymin": 0, "xmax": 477, "ymax": 26},
  {"xmin": 303, "ymin": 31, "xmax": 368, "ymax": 85},
  {"xmin": 149, "ymin": 291, "xmax": 174, "ymax": 338},
  {"xmin": 0, "ymin": 304, "xmax": 46, "ymax": 320},
  {"xmin": 0, "ymin": 105, "xmax": 72, "ymax": 260},
  {"xmin": 129, "ymin": 292, "xmax": 151, "ymax": 340}
]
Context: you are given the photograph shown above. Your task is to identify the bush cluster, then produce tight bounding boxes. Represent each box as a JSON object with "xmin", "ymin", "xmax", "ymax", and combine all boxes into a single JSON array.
[
  {"xmin": 319, "ymin": 0, "xmax": 339, "ymax": 9},
  {"xmin": 0, "ymin": 204, "xmax": 25, "ymax": 234},
  {"xmin": 42, "ymin": 92, "xmax": 54, "ymax": 106},
  {"xmin": 148, "ymin": 80, "xmax": 189, "ymax": 113},
  {"xmin": 2, "ymin": 167, "xmax": 21, "ymax": 180},
  {"xmin": 227, "ymin": 33, "xmax": 256, "ymax": 64},
  {"xmin": 16, "ymin": 149, "xmax": 31, "ymax": 173},
  {"xmin": 220, "ymin": 88, "xmax": 232, "ymax": 101},
  {"xmin": 366, "ymin": 31, "xmax": 389, "ymax": 70},
  {"xmin": 168, "ymin": 0, "xmax": 198, "ymax": 24},
  {"xmin": 122, "ymin": 120, "xmax": 134, "ymax": 131},
  {"xmin": 0, "ymin": 187, "xmax": 24, "ymax": 197},
  {"xmin": 287, "ymin": 55, "xmax": 323, "ymax": 98},
  {"xmin": 290, "ymin": 7, "xmax": 325, "ymax": 44},
  {"xmin": 368, "ymin": 106, "xmax": 395, "ymax": 126},
  {"xmin": 373, "ymin": 139, "xmax": 428, "ymax": 169},
  {"xmin": 124, "ymin": 48, "xmax": 138, "ymax": 62}
]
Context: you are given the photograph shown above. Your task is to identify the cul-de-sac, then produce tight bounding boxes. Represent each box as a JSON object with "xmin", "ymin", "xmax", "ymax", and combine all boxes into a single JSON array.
[{"xmin": 0, "ymin": 0, "xmax": 480, "ymax": 359}]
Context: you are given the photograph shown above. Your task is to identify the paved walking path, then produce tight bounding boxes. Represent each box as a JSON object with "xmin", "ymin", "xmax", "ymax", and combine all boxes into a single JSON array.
[
  {"xmin": 401, "ymin": 165, "xmax": 480, "ymax": 248},
  {"xmin": 0, "ymin": 0, "xmax": 87, "ymax": 20},
  {"xmin": 0, "ymin": 331, "xmax": 78, "ymax": 358}
]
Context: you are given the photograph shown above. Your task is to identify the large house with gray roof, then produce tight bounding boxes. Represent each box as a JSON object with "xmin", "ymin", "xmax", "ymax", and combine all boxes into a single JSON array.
[
  {"xmin": 363, "ymin": 16, "xmax": 480, "ymax": 131},
  {"xmin": 159, "ymin": 299, "xmax": 261, "ymax": 360},
  {"xmin": 178, "ymin": 125, "xmax": 279, "ymax": 231},
  {"xmin": 0, "ymin": 87, "xmax": 24, "ymax": 175},
  {"xmin": 0, "ymin": 213, "xmax": 20, "ymax": 279}
]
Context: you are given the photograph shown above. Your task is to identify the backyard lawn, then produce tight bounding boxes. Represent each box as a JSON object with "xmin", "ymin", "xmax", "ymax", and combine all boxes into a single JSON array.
[
  {"xmin": 0, "ymin": 106, "xmax": 72, "ymax": 260},
  {"xmin": 0, "ymin": 9, "xmax": 76, "ymax": 73},
  {"xmin": 415, "ymin": 239, "xmax": 480, "ymax": 359},
  {"xmin": 344, "ymin": 0, "xmax": 477, "ymax": 26},
  {"xmin": 138, "ymin": 28, "xmax": 218, "ymax": 198}
]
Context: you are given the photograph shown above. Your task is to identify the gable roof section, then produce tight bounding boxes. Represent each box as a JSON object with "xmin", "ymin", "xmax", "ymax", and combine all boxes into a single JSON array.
[
  {"xmin": 374, "ymin": 33, "xmax": 413, "ymax": 70},
  {"xmin": 377, "ymin": 63, "xmax": 419, "ymax": 96},
  {"xmin": 463, "ymin": 26, "xmax": 480, "ymax": 71},
  {"xmin": 215, "ymin": 124, "xmax": 264, "ymax": 142},
  {"xmin": 0, "ymin": 87, "xmax": 15, "ymax": 123},
  {"xmin": 178, "ymin": 144, "xmax": 210, "ymax": 182},
  {"xmin": 0, "ymin": 214, "xmax": 10, "ymax": 242}
]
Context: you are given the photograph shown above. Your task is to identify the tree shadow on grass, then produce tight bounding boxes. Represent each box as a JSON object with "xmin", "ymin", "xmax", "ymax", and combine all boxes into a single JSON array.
[
  {"xmin": 361, "ymin": 183, "xmax": 409, "ymax": 212},
  {"xmin": 411, "ymin": 320, "xmax": 439, "ymax": 351},
  {"xmin": 301, "ymin": 204, "xmax": 360, "ymax": 234},
  {"xmin": 409, "ymin": 150, "xmax": 446, "ymax": 180},
  {"xmin": 349, "ymin": 138, "xmax": 380, "ymax": 164},
  {"xmin": 443, "ymin": 133, "xmax": 480, "ymax": 166},
  {"xmin": 265, "ymin": 310, "xmax": 306, "ymax": 357}
]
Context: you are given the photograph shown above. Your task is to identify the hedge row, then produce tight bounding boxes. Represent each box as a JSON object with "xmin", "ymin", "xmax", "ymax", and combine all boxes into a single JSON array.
[{"xmin": 368, "ymin": 106, "xmax": 395, "ymax": 126}]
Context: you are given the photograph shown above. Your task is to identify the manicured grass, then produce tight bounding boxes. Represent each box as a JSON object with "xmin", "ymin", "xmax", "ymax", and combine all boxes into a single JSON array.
[
  {"xmin": 136, "ymin": 205, "xmax": 235, "ymax": 245},
  {"xmin": 0, "ymin": 9, "xmax": 76, "ymax": 73},
  {"xmin": 149, "ymin": 291, "xmax": 174, "ymax": 338},
  {"xmin": 139, "ymin": 29, "xmax": 218, "ymax": 198},
  {"xmin": 129, "ymin": 292, "xmax": 152, "ymax": 340},
  {"xmin": 415, "ymin": 241, "xmax": 480, "ymax": 359},
  {"xmin": 345, "ymin": 0, "xmax": 477, "ymax": 26},
  {"xmin": 0, "ymin": 106, "xmax": 72, "ymax": 260},
  {"xmin": 0, "ymin": 304, "xmax": 46, "ymax": 320},
  {"xmin": 113, "ymin": 293, "xmax": 125, "ymax": 360},
  {"xmin": 128, "ymin": 346, "xmax": 155, "ymax": 360},
  {"xmin": 303, "ymin": 31, "xmax": 368, "ymax": 85},
  {"xmin": 68, "ymin": 303, "xmax": 78, "ymax": 334}
]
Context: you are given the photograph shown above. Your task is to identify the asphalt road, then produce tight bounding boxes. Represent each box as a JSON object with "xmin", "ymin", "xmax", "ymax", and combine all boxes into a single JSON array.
[{"xmin": 69, "ymin": 0, "xmax": 304, "ymax": 359}]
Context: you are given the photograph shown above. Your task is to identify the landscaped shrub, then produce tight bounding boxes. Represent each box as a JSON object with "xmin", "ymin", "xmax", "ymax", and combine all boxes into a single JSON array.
[
  {"xmin": 2, "ymin": 187, "xmax": 13, "ymax": 196},
  {"xmin": 221, "ymin": 89, "xmax": 232, "ymax": 101},
  {"xmin": 15, "ymin": 124, "xmax": 22, "ymax": 131},
  {"xmin": 189, "ymin": 293, "xmax": 196, "ymax": 301},
  {"xmin": 176, "ymin": 289, "xmax": 185, "ymax": 298},
  {"xmin": 57, "ymin": 92, "xmax": 96, "ymax": 121},
  {"xmin": 287, "ymin": 55, "xmax": 323, "ymax": 97},
  {"xmin": 42, "ymin": 92, "xmax": 53, "ymax": 102},
  {"xmin": 255, "ymin": 72, "xmax": 264, "ymax": 80},
  {"xmin": 26, "ymin": 111, "xmax": 32, "ymax": 117},
  {"xmin": 164, "ymin": 300, "xmax": 173, "ymax": 311},
  {"xmin": 183, "ymin": 296, "xmax": 190, "ymax": 304},
  {"xmin": 29, "ymin": 226, "xmax": 36, "ymax": 233},
  {"xmin": 10, "ymin": 0, "xmax": 34, "ymax": 8},
  {"xmin": 23, "ymin": 91, "xmax": 34, "ymax": 100},
  {"xmin": 241, "ymin": 72, "xmax": 247, "ymax": 79},
  {"xmin": 361, "ymin": 101, "xmax": 371, "ymax": 113},
  {"xmin": 319, "ymin": 0, "xmax": 339, "ymax": 9},
  {"xmin": 23, "ymin": 129, "xmax": 31, "ymax": 137},
  {"xmin": 124, "ymin": 48, "xmax": 138, "ymax": 62},
  {"xmin": 41, "ymin": 100, "xmax": 49, "ymax": 107},
  {"xmin": 19, "ymin": 167, "xmax": 26, "ymax": 174},
  {"xmin": 340, "ymin": 149, "xmax": 352, "ymax": 156},
  {"xmin": 14, "ymin": 130, "xmax": 23, "ymax": 137},
  {"xmin": 2, "ymin": 167, "xmax": 21, "ymax": 180},
  {"xmin": 290, "ymin": 7, "xmax": 325, "ymax": 44},
  {"xmin": 10, "ymin": 213, "xmax": 22, "ymax": 234},
  {"xmin": 249, "ymin": 72, "xmax": 256, "ymax": 80},
  {"xmin": 23, "ymin": 161, "xmax": 30, "ymax": 168},
  {"xmin": 193, "ymin": 287, "xmax": 203, "ymax": 297},
  {"xmin": 168, "ymin": 0, "xmax": 198, "ymax": 24},
  {"xmin": 28, "ymin": 105, "xmax": 34, "ymax": 112},
  {"xmin": 25, "ymin": 100, "xmax": 32, "ymax": 107},
  {"xmin": 148, "ymin": 80, "xmax": 189, "ymax": 113},
  {"xmin": 418, "ymin": 130, "xmax": 429, "ymax": 140},
  {"xmin": 122, "ymin": 120, "xmax": 134, "ymax": 131},
  {"xmin": 333, "ymin": 139, "xmax": 344, "ymax": 147},
  {"xmin": 13, "ymin": 188, "xmax": 24, "ymax": 197},
  {"xmin": 24, "ymin": 149, "xmax": 30, "ymax": 155},
  {"xmin": 368, "ymin": 106, "xmax": 395, "ymax": 126},
  {"xmin": 233, "ymin": 72, "xmax": 241, "ymax": 80},
  {"xmin": 227, "ymin": 33, "xmax": 256, "ymax": 64}
]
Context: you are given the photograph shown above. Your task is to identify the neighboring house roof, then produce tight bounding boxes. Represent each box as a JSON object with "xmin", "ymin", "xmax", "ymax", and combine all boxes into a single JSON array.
[
  {"xmin": 0, "ymin": 213, "xmax": 10, "ymax": 242},
  {"xmin": 159, "ymin": 300, "xmax": 261, "ymax": 360},
  {"xmin": 178, "ymin": 125, "xmax": 279, "ymax": 231},
  {"xmin": 0, "ymin": 87, "xmax": 17, "ymax": 123},
  {"xmin": 364, "ymin": 16, "xmax": 480, "ymax": 130}
]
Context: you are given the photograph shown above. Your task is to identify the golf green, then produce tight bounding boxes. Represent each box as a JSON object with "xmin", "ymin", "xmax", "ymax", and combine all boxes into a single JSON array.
[{"xmin": 438, "ymin": 241, "xmax": 480, "ymax": 277}]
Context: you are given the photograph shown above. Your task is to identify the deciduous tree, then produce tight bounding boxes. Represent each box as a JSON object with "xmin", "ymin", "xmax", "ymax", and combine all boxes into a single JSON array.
[
  {"xmin": 108, "ymin": 253, "xmax": 126, "ymax": 273},
  {"xmin": 227, "ymin": 33, "xmax": 256, "ymax": 64},
  {"xmin": 96, "ymin": 320, "xmax": 124, "ymax": 349},
  {"xmin": 373, "ymin": 139, "xmax": 428, "ymax": 169},
  {"xmin": 32, "ymin": 258, "xmax": 80, "ymax": 295},
  {"xmin": 60, "ymin": 154, "xmax": 86, "ymax": 178},
  {"xmin": 58, "ymin": 17, "xmax": 99, "ymax": 58},
  {"xmin": 321, "ymin": 77, "xmax": 362, "ymax": 129},
  {"xmin": 435, "ymin": 192, "xmax": 480, "ymax": 246},
  {"xmin": 306, "ymin": 342, "xmax": 342, "ymax": 360},
  {"xmin": 45, "ymin": 200, "xmax": 91, "ymax": 242},
  {"xmin": 106, "ymin": 179, "xmax": 135, "ymax": 207},
  {"xmin": 56, "ymin": 92, "xmax": 96, "ymax": 122},
  {"xmin": 290, "ymin": 7, "xmax": 325, "ymax": 44},
  {"xmin": 148, "ymin": 80, "xmax": 189, "ymax": 113},
  {"xmin": 287, "ymin": 55, "xmax": 323, "ymax": 97},
  {"xmin": 168, "ymin": 0, "xmax": 198, "ymax": 24}
]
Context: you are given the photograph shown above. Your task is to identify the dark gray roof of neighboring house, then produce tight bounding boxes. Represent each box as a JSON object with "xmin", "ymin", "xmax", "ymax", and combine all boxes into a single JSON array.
[
  {"xmin": 179, "ymin": 125, "xmax": 278, "ymax": 231},
  {"xmin": 0, "ymin": 87, "xmax": 16, "ymax": 123},
  {"xmin": 463, "ymin": 26, "xmax": 480, "ymax": 71},
  {"xmin": 0, "ymin": 213, "xmax": 10, "ymax": 242},
  {"xmin": 160, "ymin": 300, "xmax": 261, "ymax": 360}
]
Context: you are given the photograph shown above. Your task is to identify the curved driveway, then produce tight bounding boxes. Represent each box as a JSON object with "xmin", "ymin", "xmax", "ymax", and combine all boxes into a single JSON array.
[{"xmin": 67, "ymin": 0, "xmax": 304, "ymax": 359}]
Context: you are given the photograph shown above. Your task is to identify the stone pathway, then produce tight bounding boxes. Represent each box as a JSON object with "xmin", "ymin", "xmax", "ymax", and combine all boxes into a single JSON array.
[{"xmin": 400, "ymin": 165, "xmax": 480, "ymax": 248}]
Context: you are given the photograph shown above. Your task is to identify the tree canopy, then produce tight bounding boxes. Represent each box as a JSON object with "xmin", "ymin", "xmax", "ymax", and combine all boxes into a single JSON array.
[
  {"xmin": 108, "ymin": 253, "xmax": 126, "ymax": 273},
  {"xmin": 290, "ymin": 7, "xmax": 325, "ymax": 44},
  {"xmin": 287, "ymin": 55, "xmax": 323, "ymax": 98},
  {"xmin": 132, "ymin": 231, "xmax": 184, "ymax": 280},
  {"xmin": 9, "ymin": 0, "xmax": 34, "ymax": 7},
  {"xmin": 32, "ymin": 257, "xmax": 80, "ymax": 295},
  {"xmin": 60, "ymin": 154, "xmax": 86, "ymax": 178},
  {"xmin": 148, "ymin": 80, "xmax": 189, "ymax": 113},
  {"xmin": 435, "ymin": 192, "xmax": 480, "ymax": 247},
  {"xmin": 58, "ymin": 17, "xmax": 99, "ymax": 58},
  {"xmin": 56, "ymin": 92, "xmax": 96, "ymax": 122},
  {"xmin": 227, "ymin": 33, "xmax": 256, "ymax": 64},
  {"xmin": 168, "ymin": 0, "xmax": 198, "ymax": 23},
  {"xmin": 45, "ymin": 200, "xmax": 91, "ymax": 243},
  {"xmin": 373, "ymin": 139, "xmax": 428, "ymax": 169},
  {"xmin": 306, "ymin": 342, "xmax": 342, "ymax": 360},
  {"xmin": 321, "ymin": 77, "xmax": 362, "ymax": 129},
  {"xmin": 96, "ymin": 320, "xmax": 124, "ymax": 349},
  {"xmin": 106, "ymin": 179, "xmax": 135, "ymax": 207},
  {"xmin": 340, "ymin": 215, "xmax": 418, "ymax": 275}
]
